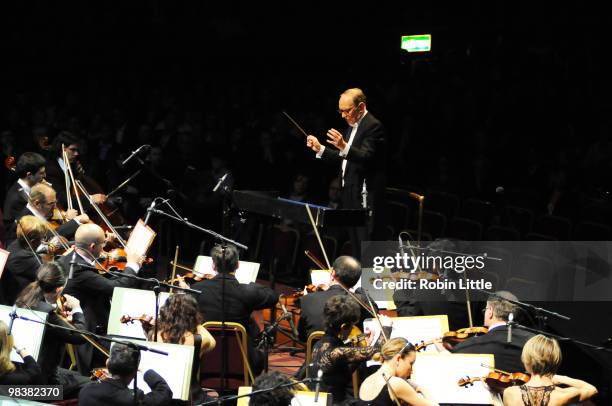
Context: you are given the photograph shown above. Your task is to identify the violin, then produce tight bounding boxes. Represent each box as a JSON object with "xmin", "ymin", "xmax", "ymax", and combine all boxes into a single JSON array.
[
  {"xmin": 414, "ymin": 326, "xmax": 489, "ymax": 351},
  {"xmin": 120, "ymin": 314, "xmax": 154, "ymax": 326},
  {"xmin": 91, "ymin": 368, "xmax": 111, "ymax": 381},
  {"xmin": 4, "ymin": 155, "xmax": 16, "ymax": 172},
  {"xmin": 95, "ymin": 248, "xmax": 153, "ymax": 274},
  {"xmin": 458, "ymin": 371, "xmax": 530, "ymax": 391},
  {"xmin": 344, "ymin": 326, "xmax": 369, "ymax": 347}
]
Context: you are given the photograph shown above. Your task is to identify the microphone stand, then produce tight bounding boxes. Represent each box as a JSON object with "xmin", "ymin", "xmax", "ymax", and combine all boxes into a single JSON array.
[
  {"xmin": 201, "ymin": 377, "xmax": 316, "ymax": 405},
  {"xmin": 12, "ymin": 312, "xmax": 168, "ymax": 406},
  {"xmin": 257, "ymin": 311, "xmax": 292, "ymax": 373}
]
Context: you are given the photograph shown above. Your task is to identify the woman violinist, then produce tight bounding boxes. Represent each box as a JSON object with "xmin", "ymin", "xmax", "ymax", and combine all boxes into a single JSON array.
[
  {"xmin": 503, "ymin": 335, "xmax": 597, "ymax": 406},
  {"xmin": 359, "ymin": 338, "xmax": 438, "ymax": 406},
  {"xmin": 0, "ymin": 320, "xmax": 40, "ymax": 385},
  {"xmin": 15, "ymin": 262, "xmax": 92, "ymax": 397}
]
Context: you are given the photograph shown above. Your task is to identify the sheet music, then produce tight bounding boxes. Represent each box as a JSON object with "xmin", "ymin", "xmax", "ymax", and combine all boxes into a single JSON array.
[
  {"xmin": 107, "ymin": 287, "xmax": 171, "ymax": 339},
  {"xmin": 390, "ymin": 315, "xmax": 450, "ymax": 353},
  {"xmin": 310, "ymin": 269, "xmax": 331, "ymax": 287},
  {"xmin": 120, "ymin": 339, "xmax": 194, "ymax": 401},
  {"xmin": 126, "ymin": 219, "xmax": 156, "ymax": 257},
  {"xmin": 193, "ymin": 256, "xmax": 260, "ymax": 284},
  {"xmin": 0, "ymin": 248, "xmax": 9, "ymax": 279},
  {"xmin": 0, "ymin": 305, "xmax": 48, "ymax": 363},
  {"xmin": 410, "ymin": 353, "xmax": 498, "ymax": 404}
]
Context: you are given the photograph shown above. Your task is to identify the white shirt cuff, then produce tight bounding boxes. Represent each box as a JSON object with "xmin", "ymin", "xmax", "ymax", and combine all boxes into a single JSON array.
[
  {"xmin": 316, "ymin": 145, "xmax": 325, "ymax": 158},
  {"xmin": 72, "ymin": 307, "xmax": 83, "ymax": 315},
  {"xmin": 340, "ymin": 143, "xmax": 351, "ymax": 157},
  {"xmin": 126, "ymin": 262, "xmax": 141, "ymax": 273}
]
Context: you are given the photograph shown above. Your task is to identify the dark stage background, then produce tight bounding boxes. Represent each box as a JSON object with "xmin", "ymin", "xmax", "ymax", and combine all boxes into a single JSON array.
[{"xmin": 1, "ymin": 2, "xmax": 611, "ymax": 403}]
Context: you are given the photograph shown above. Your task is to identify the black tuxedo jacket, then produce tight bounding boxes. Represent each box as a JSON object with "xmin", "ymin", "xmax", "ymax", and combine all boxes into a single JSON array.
[
  {"xmin": 44, "ymin": 156, "xmax": 69, "ymax": 210},
  {"xmin": 77, "ymin": 370, "xmax": 172, "ymax": 406},
  {"xmin": 3, "ymin": 181, "xmax": 29, "ymax": 225},
  {"xmin": 30, "ymin": 301, "xmax": 88, "ymax": 384},
  {"xmin": 321, "ymin": 112, "xmax": 386, "ymax": 210},
  {"xmin": 0, "ymin": 240, "xmax": 41, "ymax": 305},
  {"xmin": 452, "ymin": 325, "xmax": 534, "ymax": 373},
  {"xmin": 297, "ymin": 285, "xmax": 375, "ymax": 342}
]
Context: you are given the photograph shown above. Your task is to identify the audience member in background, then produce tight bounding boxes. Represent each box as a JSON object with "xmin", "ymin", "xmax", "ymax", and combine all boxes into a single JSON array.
[
  {"xmin": 15, "ymin": 262, "xmax": 91, "ymax": 397},
  {"xmin": 503, "ymin": 335, "xmax": 597, "ymax": 406},
  {"xmin": 0, "ymin": 320, "xmax": 41, "ymax": 385},
  {"xmin": 78, "ymin": 343, "xmax": 172, "ymax": 406},
  {"xmin": 359, "ymin": 337, "xmax": 437, "ymax": 406}
]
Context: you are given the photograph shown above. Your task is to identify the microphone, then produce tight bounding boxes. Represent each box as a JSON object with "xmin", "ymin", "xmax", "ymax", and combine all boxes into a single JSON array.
[
  {"xmin": 8, "ymin": 304, "xmax": 17, "ymax": 335},
  {"xmin": 281, "ymin": 303, "xmax": 298, "ymax": 338},
  {"xmin": 68, "ymin": 251, "xmax": 77, "ymax": 279},
  {"xmin": 361, "ymin": 180, "xmax": 368, "ymax": 209},
  {"xmin": 314, "ymin": 369, "xmax": 323, "ymax": 403},
  {"xmin": 113, "ymin": 225, "xmax": 133, "ymax": 230},
  {"xmin": 507, "ymin": 312, "xmax": 513, "ymax": 343},
  {"xmin": 213, "ymin": 173, "xmax": 229, "ymax": 192},
  {"xmin": 120, "ymin": 144, "xmax": 151, "ymax": 167},
  {"xmin": 409, "ymin": 192, "xmax": 424, "ymax": 201},
  {"xmin": 143, "ymin": 199, "xmax": 157, "ymax": 225}
]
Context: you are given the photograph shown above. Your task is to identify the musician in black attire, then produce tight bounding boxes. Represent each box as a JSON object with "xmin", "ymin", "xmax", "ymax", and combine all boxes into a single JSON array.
[
  {"xmin": 1, "ymin": 216, "xmax": 46, "ymax": 305},
  {"xmin": 190, "ymin": 244, "xmax": 278, "ymax": 375},
  {"xmin": 306, "ymin": 88, "xmax": 387, "ymax": 259},
  {"xmin": 308, "ymin": 295, "xmax": 379, "ymax": 406},
  {"xmin": 2, "ymin": 152, "xmax": 46, "ymax": 232},
  {"xmin": 298, "ymin": 255, "xmax": 374, "ymax": 342},
  {"xmin": 0, "ymin": 320, "xmax": 41, "ymax": 386},
  {"xmin": 435, "ymin": 291, "xmax": 534, "ymax": 373},
  {"xmin": 62, "ymin": 223, "xmax": 144, "ymax": 373},
  {"xmin": 78, "ymin": 343, "xmax": 172, "ymax": 406},
  {"xmin": 15, "ymin": 262, "xmax": 92, "ymax": 397}
]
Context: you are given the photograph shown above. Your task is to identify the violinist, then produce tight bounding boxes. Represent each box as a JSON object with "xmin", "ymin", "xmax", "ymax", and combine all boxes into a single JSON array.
[
  {"xmin": 5, "ymin": 183, "xmax": 89, "ymax": 244},
  {"xmin": 307, "ymin": 295, "xmax": 381, "ymax": 406},
  {"xmin": 434, "ymin": 291, "xmax": 534, "ymax": 373},
  {"xmin": 2, "ymin": 152, "xmax": 46, "ymax": 234},
  {"xmin": 44, "ymin": 131, "xmax": 107, "ymax": 211},
  {"xmin": 503, "ymin": 335, "xmax": 597, "ymax": 406},
  {"xmin": 297, "ymin": 255, "xmax": 375, "ymax": 343},
  {"xmin": 14, "ymin": 262, "xmax": 92, "ymax": 397},
  {"xmin": 0, "ymin": 215, "xmax": 47, "ymax": 305},
  {"xmin": 359, "ymin": 338, "xmax": 438, "ymax": 406},
  {"xmin": 61, "ymin": 223, "xmax": 144, "ymax": 373}
]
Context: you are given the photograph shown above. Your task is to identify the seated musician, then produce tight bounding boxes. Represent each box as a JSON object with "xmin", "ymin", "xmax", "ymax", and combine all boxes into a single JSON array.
[
  {"xmin": 4, "ymin": 182, "xmax": 89, "ymax": 244},
  {"xmin": 139, "ymin": 293, "xmax": 216, "ymax": 404},
  {"xmin": 62, "ymin": 223, "xmax": 144, "ymax": 373},
  {"xmin": 0, "ymin": 320, "xmax": 41, "ymax": 386},
  {"xmin": 189, "ymin": 244, "xmax": 278, "ymax": 376},
  {"xmin": 15, "ymin": 262, "xmax": 91, "ymax": 397},
  {"xmin": 1, "ymin": 215, "xmax": 47, "ymax": 305},
  {"xmin": 359, "ymin": 338, "xmax": 437, "ymax": 406},
  {"xmin": 308, "ymin": 295, "xmax": 380, "ymax": 406},
  {"xmin": 45, "ymin": 131, "xmax": 107, "ymax": 210},
  {"xmin": 2, "ymin": 152, "xmax": 46, "ymax": 234},
  {"xmin": 78, "ymin": 343, "xmax": 172, "ymax": 406},
  {"xmin": 503, "ymin": 335, "xmax": 597, "ymax": 406},
  {"xmin": 249, "ymin": 371, "xmax": 297, "ymax": 406},
  {"xmin": 298, "ymin": 255, "xmax": 374, "ymax": 342},
  {"xmin": 435, "ymin": 291, "xmax": 533, "ymax": 373}
]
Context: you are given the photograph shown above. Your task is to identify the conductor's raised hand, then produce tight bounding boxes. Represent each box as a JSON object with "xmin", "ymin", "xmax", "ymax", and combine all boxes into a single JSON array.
[
  {"xmin": 326, "ymin": 128, "xmax": 346, "ymax": 151},
  {"xmin": 306, "ymin": 135, "xmax": 322, "ymax": 153}
]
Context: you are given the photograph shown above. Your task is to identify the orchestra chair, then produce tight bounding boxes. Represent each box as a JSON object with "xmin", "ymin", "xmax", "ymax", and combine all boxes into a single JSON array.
[
  {"xmin": 305, "ymin": 330, "xmax": 359, "ymax": 398},
  {"xmin": 201, "ymin": 321, "xmax": 253, "ymax": 392}
]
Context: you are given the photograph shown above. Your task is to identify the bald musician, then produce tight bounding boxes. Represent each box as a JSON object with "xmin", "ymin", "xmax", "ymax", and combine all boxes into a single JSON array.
[{"xmin": 61, "ymin": 223, "xmax": 144, "ymax": 373}]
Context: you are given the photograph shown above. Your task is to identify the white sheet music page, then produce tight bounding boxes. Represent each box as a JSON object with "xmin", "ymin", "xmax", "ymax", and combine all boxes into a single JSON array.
[
  {"xmin": 0, "ymin": 305, "xmax": 48, "ymax": 363},
  {"xmin": 126, "ymin": 219, "xmax": 156, "ymax": 257},
  {"xmin": 0, "ymin": 248, "xmax": 9, "ymax": 279},
  {"xmin": 107, "ymin": 287, "xmax": 171, "ymax": 339},
  {"xmin": 390, "ymin": 315, "xmax": 450, "ymax": 353},
  {"xmin": 193, "ymin": 256, "xmax": 260, "ymax": 283}
]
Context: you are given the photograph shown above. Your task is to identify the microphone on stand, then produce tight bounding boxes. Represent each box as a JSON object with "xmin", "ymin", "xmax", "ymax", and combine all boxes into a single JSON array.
[
  {"xmin": 213, "ymin": 173, "xmax": 229, "ymax": 192},
  {"xmin": 8, "ymin": 304, "xmax": 17, "ymax": 336},
  {"xmin": 120, "ymin": 144, "xmax": 151, "ymax": 167},
  {"xmin": 361, "ymin": 180, "xmax": 368, "ymax": 209},
  {"xmin": 314, "ymin": 369, "xmax": 323, "ymax": 403},
  {"xmin": 143, "ymin": 199, "xmax": 158, "ymax": 226},
  {"xmin": 281, "ymin": 303, "xmax": 298, "ymax": 339},
  {"xmin": 68, "ymin": 251, "xmax": 77, "ymax": 280},
  {"xmin": 507, "ymin": 312, "xmax": 513, "ymax": 343}
]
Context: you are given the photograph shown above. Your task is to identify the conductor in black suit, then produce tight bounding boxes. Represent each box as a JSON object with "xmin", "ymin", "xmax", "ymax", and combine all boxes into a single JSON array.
[
  {"xmin": 78, "ymin": 343, "xmax": 172, "ymax": 406},
  {"xmin": 435, "ymin": 291, "xmax": 534, "ymax": 373},
  {"xmin": 306, "ymin": 88, "xmax": 386, "ymax": 259},
  {"xmin": 62, "ymin": 223, "xmax": 144, "ymax": 373}
]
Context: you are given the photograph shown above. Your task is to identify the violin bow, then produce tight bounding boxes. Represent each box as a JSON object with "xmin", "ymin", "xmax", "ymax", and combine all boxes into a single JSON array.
[
  {"xmin": 16, "ymin": 219, "xmax": 43, "ymax": 266},
  {"xmin": 381, "ymin": 372, "xmax": 402, "ymax": 406},
  {"xmin": 170, "ymin": 245, "xmax": 179, "ymax": 293},
  {"xmin": 63, "ymin": 144, "xmax": 85, "ymax": 214},
  {"xmin": 62, "ymin": 144, "xmax": 74, "ymax": 212}
]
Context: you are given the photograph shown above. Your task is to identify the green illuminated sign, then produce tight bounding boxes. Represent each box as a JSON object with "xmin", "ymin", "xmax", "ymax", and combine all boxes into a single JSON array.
[{"xmin": 401, "ymin": 34, "xmax": 431, "ymax": 52}]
